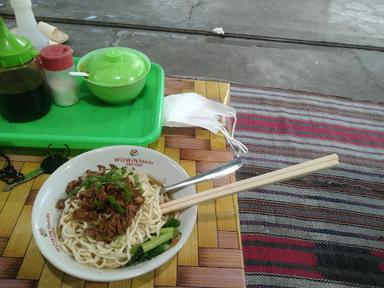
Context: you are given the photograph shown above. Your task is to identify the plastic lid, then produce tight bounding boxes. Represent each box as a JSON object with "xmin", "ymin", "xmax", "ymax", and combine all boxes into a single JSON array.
[
  {"xmin": 0, "ymin": 17, "xmax": 37, "ymax": 68},
  {"xmin": 79, "ymin": 47, "xmax": 151, "ymax": 86},
  {"xmin": 40, "ymin": 44, "xmax": 74, "ymax": 71}
]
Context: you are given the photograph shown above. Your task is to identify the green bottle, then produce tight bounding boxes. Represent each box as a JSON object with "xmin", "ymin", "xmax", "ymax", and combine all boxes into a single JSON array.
[{"xmin": 0, "ymin": 17, "xmax": 51, "ymax": 122}]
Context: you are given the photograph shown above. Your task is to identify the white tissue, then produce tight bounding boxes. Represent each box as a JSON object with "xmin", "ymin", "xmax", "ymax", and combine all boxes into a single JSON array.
[{"xmin": 164, "ymin": 92, "xmax": 247, "ymax": 155}]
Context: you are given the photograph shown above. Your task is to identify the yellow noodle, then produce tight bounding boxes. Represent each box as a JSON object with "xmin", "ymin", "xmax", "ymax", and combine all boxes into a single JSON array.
[{"xmin": 57, "ymin": 169, "xmax": 168, "ymax": 268}]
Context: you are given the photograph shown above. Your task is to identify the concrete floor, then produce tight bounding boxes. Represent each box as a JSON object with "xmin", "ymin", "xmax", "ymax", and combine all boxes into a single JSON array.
[{"xmin": 1, "ymin": 0, "xmax": 383, "ymax": 102}]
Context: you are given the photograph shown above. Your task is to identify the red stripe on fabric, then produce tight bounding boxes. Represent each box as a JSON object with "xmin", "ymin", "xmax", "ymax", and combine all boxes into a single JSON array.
[
  {"xmin": 371, "ymin": 249, "xmax": 384, "ymax": 258},
  {"xmin": 242, "ymin": 234, "xmax": 315, "ymax": 248},
  {"xmin": 243, "ymin": 246, "xmax": 317, "ymax": 266},
  {"xmin": 378, "ymin": 263, "xmax": 384, "ymax": 272},
  {"xmin": 245, "ymin": 265, "xmax": 323, "ymax": 279},
  {"xmin": 239, "ymin": 113, "xmax": 384, "ymax": 137},
  {"xmin": 237, "ymin": 116, "xmax": 384, "ymax": 143},
  {"xmin": 237, "ymin": 119, "xmax": 383, "ymax": 148}
]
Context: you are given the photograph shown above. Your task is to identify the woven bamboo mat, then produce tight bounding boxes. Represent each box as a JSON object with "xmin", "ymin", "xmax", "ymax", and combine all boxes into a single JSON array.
[{"xmin": 0, "ymin": 79, "xmax": 246, "ymax": 288}]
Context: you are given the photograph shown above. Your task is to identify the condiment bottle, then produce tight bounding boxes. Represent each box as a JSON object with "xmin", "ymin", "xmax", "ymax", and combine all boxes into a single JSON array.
[
  {"xmin": 0, "ymin": 17, "xmax": 51, "ymax": 123},
  {"xmin": 10, "ymin": 0, "xmax": 49, "ymax": 51},
  {"xmin": 40, "ymin": 45, "xmax": 80, "ymax": 106}
]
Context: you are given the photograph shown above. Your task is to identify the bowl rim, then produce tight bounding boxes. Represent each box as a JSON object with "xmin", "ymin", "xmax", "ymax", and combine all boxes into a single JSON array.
[
  {"xmin": 76, "ymin": 47, "xmax": 152, "ymax": 88},
  {"xmin": 31, "ymin": 145, "xmax": 197, "ymax": 282}
]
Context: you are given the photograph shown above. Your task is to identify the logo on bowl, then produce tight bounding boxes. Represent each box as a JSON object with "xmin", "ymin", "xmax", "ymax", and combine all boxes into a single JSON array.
[
  {"xmin": 130, "ymin": 149, "xmax": 139, "ymax": 157},
  {"xmin": 39, "ymin": 228, "xmax": 47, "ymax": 237},
  {"xmin": 45, "ymin": 213, "xmax": 61, "ymax": 252},
  {"xmin": 113, "ymin": 152, "xmax": 154, "ymax": 168}
]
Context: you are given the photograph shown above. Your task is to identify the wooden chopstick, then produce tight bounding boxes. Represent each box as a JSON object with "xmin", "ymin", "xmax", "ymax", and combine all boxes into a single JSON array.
[{"xmin": 160, "ymin": 153, "xmax": 339, "ymax": 214}]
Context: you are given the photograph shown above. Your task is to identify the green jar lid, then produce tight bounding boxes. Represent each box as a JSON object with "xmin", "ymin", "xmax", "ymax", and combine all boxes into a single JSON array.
[
  {"xmin": 0, "ymin": 17, "xmax": 38, "ymax": 68},
  {"xmin": 79, "ymin": 47, "xmax": 151, "ymax": 86}
]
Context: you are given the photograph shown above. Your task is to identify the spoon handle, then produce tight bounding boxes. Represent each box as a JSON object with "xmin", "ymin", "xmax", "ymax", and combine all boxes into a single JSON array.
[
  {"xmin": 161, "ymin": 157, "xmax": 243, "ymax": 194},
  {"xmin": 69, "ymin": 71, "xmax": 89, "ymax": 77}
]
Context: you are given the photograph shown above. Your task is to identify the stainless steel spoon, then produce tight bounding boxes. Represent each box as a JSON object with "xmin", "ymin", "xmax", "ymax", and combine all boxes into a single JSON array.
[{"xmin": 160, "ymin": 157, "xmax": 243, "ymax": 194}]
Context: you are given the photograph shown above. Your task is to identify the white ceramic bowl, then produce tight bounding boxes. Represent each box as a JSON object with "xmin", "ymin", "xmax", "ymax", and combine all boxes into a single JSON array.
[{"xmin": 32, "ymin": 145, "xmax": 197, "ymax": 282}]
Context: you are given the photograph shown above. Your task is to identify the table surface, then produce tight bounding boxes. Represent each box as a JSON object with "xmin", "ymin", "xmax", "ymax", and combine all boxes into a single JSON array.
[{"xmin": 0, "ymin": 78, "xmax": 246, "ymax": 288}]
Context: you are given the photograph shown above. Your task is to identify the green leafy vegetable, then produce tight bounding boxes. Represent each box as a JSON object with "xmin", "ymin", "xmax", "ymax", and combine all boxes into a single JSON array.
[
  {"xmin": 94, "ymin": 182, "xmax": 102, "ymax": 190},
  {"xmin": 66, "ymin": 167, "xmax": 138, "ymax": 200},
  {"xmin": 68, "ymin": 186, "xmax": 82, "ymax": 198},
  {"xmin": 159, "ymin": 227, "xmax": 176, "ymax": 235},
  {"xmin": 162, "ymin": 218, "xmax": 180, "ymax": 228},
  {"xmin": 143, "ymin": 243, "xmax": 170, "ymax": 261},
  {"xmin": 111, "ymin": 173, "xmax": 123, "ymax": 182},
  {"xmin": 134, "ymin": 174, "xmax": 140, "ymax": 186},
  {"xmin": 141, "ymin": 231, "xmax": 175, "ymax": 252},
  {"xmin": 133, "ymin": 173, "xmax": 144, "ymax": 194},
  {"xmin": 128, "ymin": 245, "xmax": 144, "ymax": 265},
  {"xmin": 126, "ymin": 232, "xmax": 176, "ymax": 266},
  {"xmin": 107, "ymin": 196, "xmax": 125, "ymax": 214},
  {"xmin": 95, "ymin": 199, "xmax": 104, "ymax": 209},
  {"xmin": 83, "ymin": 175, "xmax": 98, "ymax": 188},
  {"xmin": 123, "ymin": 184, "xmax": 132, "ymax": 202}
]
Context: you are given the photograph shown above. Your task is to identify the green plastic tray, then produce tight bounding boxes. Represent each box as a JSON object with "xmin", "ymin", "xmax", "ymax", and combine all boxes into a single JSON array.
[{"xmin": 0, "ymin": 62, "xmax": 164, "ymax": 149}]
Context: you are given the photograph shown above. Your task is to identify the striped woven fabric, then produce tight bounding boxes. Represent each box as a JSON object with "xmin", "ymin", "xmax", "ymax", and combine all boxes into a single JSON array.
[{"xmin": 230, "ymin": 85, "xmax": 384, "ymax": 288}]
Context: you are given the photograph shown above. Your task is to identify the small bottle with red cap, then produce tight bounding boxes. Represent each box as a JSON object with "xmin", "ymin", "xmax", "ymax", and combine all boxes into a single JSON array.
[{"xmin": 40, "ymin": 44, "xmax": 79, "ymax": 106}]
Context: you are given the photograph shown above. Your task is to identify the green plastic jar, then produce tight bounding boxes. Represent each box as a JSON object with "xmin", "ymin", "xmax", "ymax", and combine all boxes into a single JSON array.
[{"xmin": 77, "ymin": 47, "xmax": 151, "ymax": 104}]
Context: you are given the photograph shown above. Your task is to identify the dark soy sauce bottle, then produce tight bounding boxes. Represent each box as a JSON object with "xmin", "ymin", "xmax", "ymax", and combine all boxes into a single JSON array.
[{"xmin": 0, "ymin": 17, "xmax": 51, "ymax": 123}]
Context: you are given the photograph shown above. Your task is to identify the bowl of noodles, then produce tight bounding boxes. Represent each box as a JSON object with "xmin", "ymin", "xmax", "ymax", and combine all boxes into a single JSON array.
[{"xmin": 31, "ymin": 145, "xmax": 197, "ymax": 282}]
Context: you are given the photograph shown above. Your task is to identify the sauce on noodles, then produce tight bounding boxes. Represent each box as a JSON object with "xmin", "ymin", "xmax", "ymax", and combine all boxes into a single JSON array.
[
  {"xmin": 56, "ymin": 165, "xmax": 179, "ymax": 268},
  {"xmin": 57, "ymin": 165, "xmax": 144, "ymax": 243}
]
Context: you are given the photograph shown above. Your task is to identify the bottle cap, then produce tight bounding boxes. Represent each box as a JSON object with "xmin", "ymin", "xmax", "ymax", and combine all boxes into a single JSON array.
[
  {"xmin": 40, "ymin": 44, "xmax": 74, "ymax": 71},
  {"xmin": 0, "ymin": 17, "xmax": 37, "ymax": 68}
]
